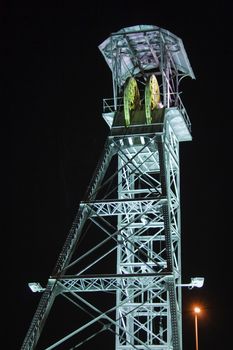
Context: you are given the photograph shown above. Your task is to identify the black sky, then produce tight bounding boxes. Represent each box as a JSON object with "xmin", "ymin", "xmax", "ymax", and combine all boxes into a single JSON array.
[{"xmin": 4, "ymin": 1, "xmax": 233, "ymax": 349}]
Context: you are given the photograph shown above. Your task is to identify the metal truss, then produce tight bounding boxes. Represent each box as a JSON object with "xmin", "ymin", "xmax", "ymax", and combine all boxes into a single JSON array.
[
  {"xmin": 21, "ymin": 25, "xmax": 194, "ymax": 350},
  {"xmin": 113, "ymin": 126, "xmax": 182, "ymax": 350},
  {"xmin": 21, "ymin": 122, "xmax": 184, "ymax": 350}
]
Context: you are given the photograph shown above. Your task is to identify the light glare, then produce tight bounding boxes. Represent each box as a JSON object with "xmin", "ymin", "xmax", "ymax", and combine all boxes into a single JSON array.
[{"xmin": 194, "ymin": 306, "xmax": 201, "ymax": 314}]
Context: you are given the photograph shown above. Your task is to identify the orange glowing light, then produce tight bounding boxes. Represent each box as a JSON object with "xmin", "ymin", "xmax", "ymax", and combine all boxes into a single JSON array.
[{"xmin": 194, "ymin": 306, "xmax": 201, "ymax": 314}]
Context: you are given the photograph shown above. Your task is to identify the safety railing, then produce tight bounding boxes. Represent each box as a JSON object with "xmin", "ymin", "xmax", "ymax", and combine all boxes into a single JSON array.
[{"xmin": 102, "ymin": 93, "xmax": 191, "ymax": 133}]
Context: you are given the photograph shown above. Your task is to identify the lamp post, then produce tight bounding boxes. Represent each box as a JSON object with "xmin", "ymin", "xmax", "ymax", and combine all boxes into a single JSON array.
[{"xmin": 194, "ymin": 306, "xmax": 201, "ymax": 350}]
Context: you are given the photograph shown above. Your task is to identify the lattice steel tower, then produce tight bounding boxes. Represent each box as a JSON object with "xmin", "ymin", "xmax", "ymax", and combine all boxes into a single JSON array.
[{"xmin": 21, "ymin": 25, "xmax": 197, "ymax": 350}]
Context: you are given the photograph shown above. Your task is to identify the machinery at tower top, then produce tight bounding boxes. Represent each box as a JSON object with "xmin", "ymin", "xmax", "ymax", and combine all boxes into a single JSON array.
[{"xmin": 99, "ymin": 24, "xmax": 194, "ymax": 141}]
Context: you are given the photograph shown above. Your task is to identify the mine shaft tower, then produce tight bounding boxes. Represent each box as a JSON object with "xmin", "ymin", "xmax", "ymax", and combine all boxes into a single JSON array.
[{"xmin": 21, "ymin": 25, "xmax": 196, "ymax": 350}]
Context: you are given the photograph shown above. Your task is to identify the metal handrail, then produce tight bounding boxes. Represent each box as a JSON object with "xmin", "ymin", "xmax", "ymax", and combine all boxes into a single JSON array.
[{"xmin": 102, "ymin": 94, "xmax": 191, "ymax": 132}]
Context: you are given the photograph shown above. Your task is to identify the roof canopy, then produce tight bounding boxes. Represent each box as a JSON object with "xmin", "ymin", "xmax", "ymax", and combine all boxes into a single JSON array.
[{"xmin": 99, "ymin": 25, "xmax": 195, "ymax": 85}]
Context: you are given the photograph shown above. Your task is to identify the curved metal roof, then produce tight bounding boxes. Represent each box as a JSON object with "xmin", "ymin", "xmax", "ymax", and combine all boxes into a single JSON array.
[{"xmin": 99, "ymin": 25, "xmax": 195, "ymax": 85}]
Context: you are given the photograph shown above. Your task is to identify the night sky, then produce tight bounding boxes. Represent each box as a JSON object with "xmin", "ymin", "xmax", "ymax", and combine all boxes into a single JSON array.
[{"xmin": 5, "ymin": 1, "xmax": 232, "ymax": 349}]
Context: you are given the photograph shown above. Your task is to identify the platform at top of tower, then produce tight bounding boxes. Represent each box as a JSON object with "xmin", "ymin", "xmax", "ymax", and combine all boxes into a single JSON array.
[
  {"xmin": 103, "ymin": 107, "xmax": 192, "ymax": 142},
  {"xmin": 99, "ymin": 25, "xmax": 195, "ymax": 86}
]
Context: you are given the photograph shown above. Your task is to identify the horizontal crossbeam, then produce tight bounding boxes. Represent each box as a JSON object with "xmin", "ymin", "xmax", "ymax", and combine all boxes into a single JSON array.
[
  {"xmin": 53, "ymin": 273, "xmax": 172, "ymax": 293},
  {"xmin": 81, "ymin": 197, "xmax": 166, "ymax": 217}
]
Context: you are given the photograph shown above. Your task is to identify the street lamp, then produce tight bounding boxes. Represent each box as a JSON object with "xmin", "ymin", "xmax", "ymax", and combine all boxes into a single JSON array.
[{"xmin": 194, "ymin": 306, "xmax": 201, "ymax": 350}]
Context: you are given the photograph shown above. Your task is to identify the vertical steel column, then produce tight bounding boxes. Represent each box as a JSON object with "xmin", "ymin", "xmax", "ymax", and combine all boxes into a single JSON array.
[{"xmin": 113, "ymin": 122, "xmax": 182, "ymax": 350}]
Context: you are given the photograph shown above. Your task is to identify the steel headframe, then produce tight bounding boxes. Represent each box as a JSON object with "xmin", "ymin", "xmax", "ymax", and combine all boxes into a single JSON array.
[{"xmin": 21, "ymin": 25, "xmax": 194, "ymax": 350}]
